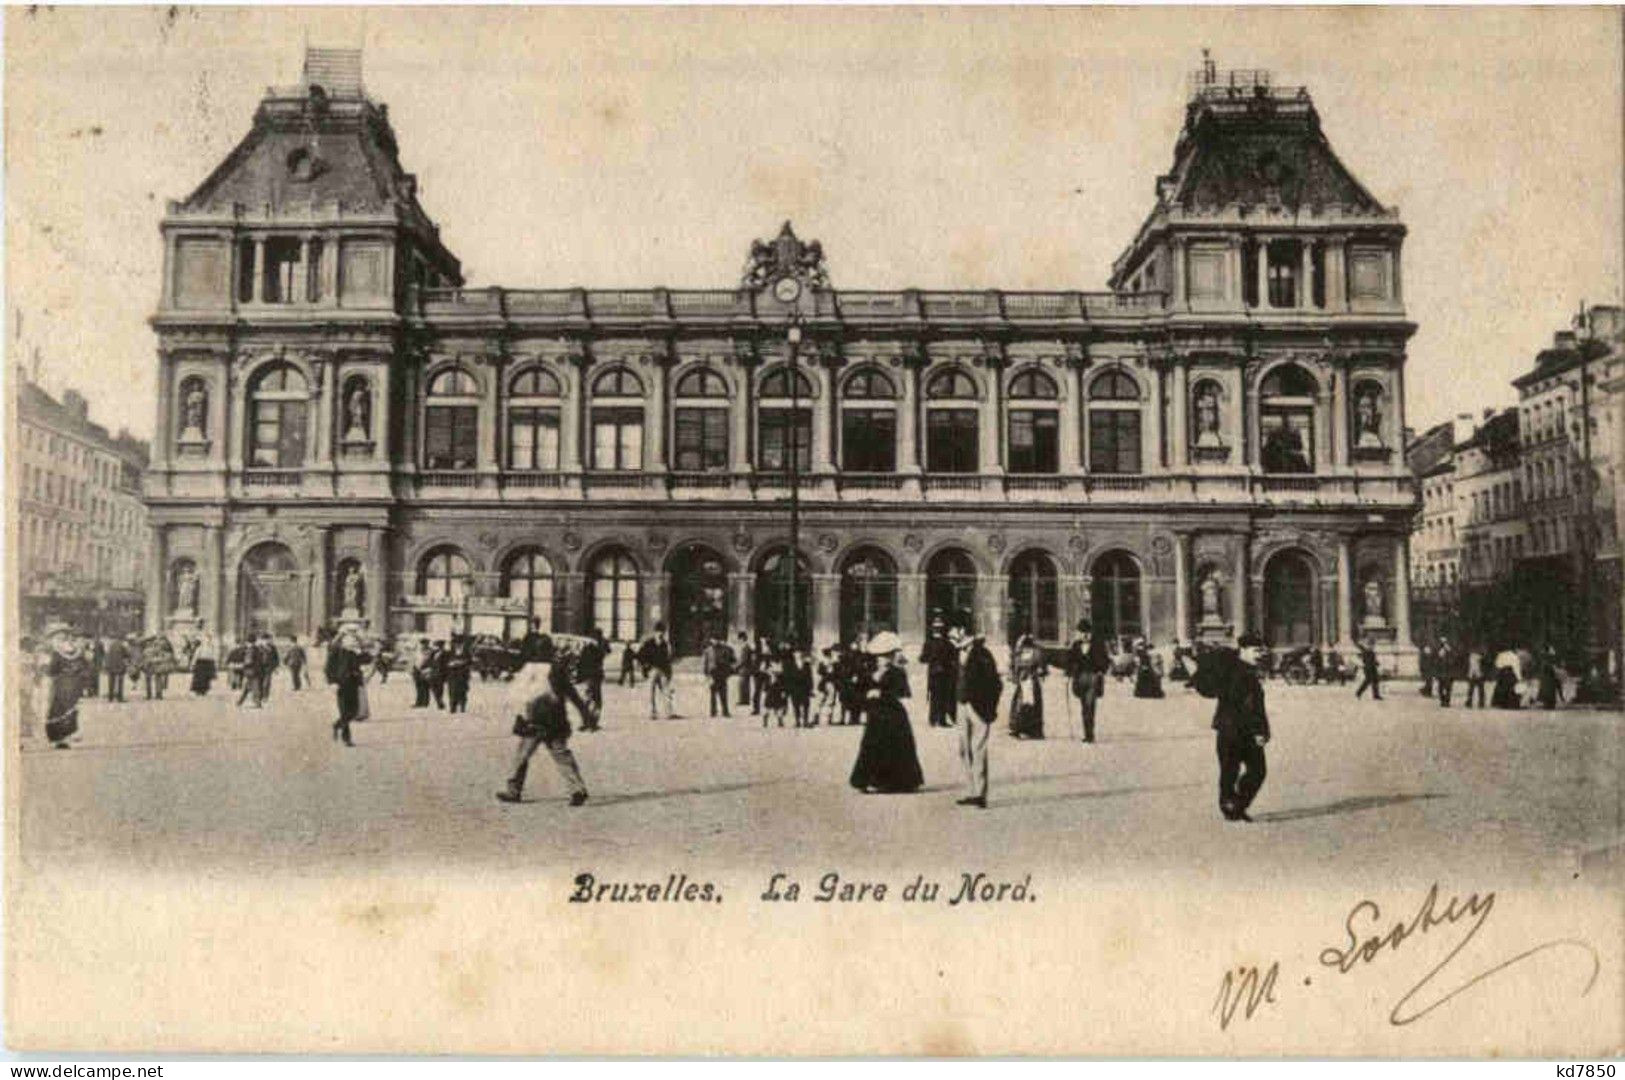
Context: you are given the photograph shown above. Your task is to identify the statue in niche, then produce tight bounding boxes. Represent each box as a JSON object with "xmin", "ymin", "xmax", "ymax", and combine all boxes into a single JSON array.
[
  {"xmin": 175, "ymin": 566, "xmax": 199, "ymax": 615},
  {"xmin": 179, "ymin": 382, "xmax": 207, "ymax": 441},
  {"xmin": 1199, "ymin": 572, "xmax": 1223, "ymax": 622},
  {"xmin": 1362, "ymin": 577, "xmax": 1386, "ymax": 625},
  {"xmin": 1193, "ymin": 385, "xmax": 1224, "ymax": 447},
  {"xmin": 343, "ymin": 384, "xmax": 370, "ymax": 443},
  {"xmin": 1355, "ymin": 386, "xmax": 1385, "ymax": 448},
  {"xmin": 341, "ymin": 566, "xmax": 365, "ymax": 614}
]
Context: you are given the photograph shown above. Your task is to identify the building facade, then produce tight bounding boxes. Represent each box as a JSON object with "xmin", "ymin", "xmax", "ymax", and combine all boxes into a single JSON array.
[
  {"xmin": 16, "ymin": 379, "xmax": 151, "ymax": 636},
  {"xmin": 1405, "ymin": 416, "xmax": 1466, "ymax": 643},
  {"xmin": 145, "ymin": 52, "xmax": 1419, "ymax": 663}
]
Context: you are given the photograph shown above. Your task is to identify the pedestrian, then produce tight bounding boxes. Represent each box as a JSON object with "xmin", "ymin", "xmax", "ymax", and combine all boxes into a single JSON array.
[
  {"xmin": 814, "ymin": 646, "xmax": 840, "ymax": 725},
  {"xmin": 848, "ymin": 632, "xmax": 924, "ymax": 794},
  {"xmin": 373, "ymin": 639, "xmax": 394, "ymax": 684},
  {"xmin": 411, "ymin": 638, "xmax": 433, "ymax": 707},
  {"xmin": 1132, "ymin": 639, "xmax": 1165, "ymax": 699},
  {"xmin": 640, "ymin": 622, "xmax": 675, "ymax": 720},
  {"xmin": 256, "ymin": 633, "xmax": 280, "ymax": 704},
  {"xmin": 787, "ymin": 647, "xmax": 814, "ymax": 728},
  {"xmin": 1491, "ymin": 648, "xmax": 1522, "ymax": 708},
  {"xmin": 577, "ymin": 627, "xmax": 607, "ymax": 730},
  {"xmin": 236, "ymin": 636, "xmax": 263, "ymax": 707},
  {"xmin": 618, "ymin": 640, "xmax": 638, "ymax": 687},
  {"xmin": 90, "ymin": 636, "xmax": 106, "ymax": 699},
  {"xmin": 428, "ymin": 640, "xmax": 448, "ymax": 709},
  {"xmin": 1464, "ymin": 644, "xmax": 1487, "ymax": 708},
  {"xmin": 918, "ymin": 615, "xmax": 959, "ymax": 728},
  {"xmin": 761, "ymin": 651, "xmax": 788, "ymax": 728},
  {"xmin": 1193, "ymin": 632, "xmax": 1270, "ymax": 823},
  {"xmin": 103, "ymin": 634, "xmax": 129, "ymax": 702},
  {"xmin": 1354, "ymin": 638, "xmax": 1382, "ymax": 700},
  {"xmin": 752, "ymin": 634, "xmax": 772, "ymax": 715},
  {"xmin": 1435, "ymin": 637, "xmax": 1457, "ymax": 708},
  {"xmin": 496, "ymin": 659, "xmax": 590, "ymax": 806},
  {"xmin": 225, "ymin": 637, "xmax": 247, "ymax": 692},
  {"xmin": 1064, "ymin": 619, "xmax": 1110, "ymax": 743},
  {"xmin": 734, "ymin": 632, "xmax": 755, "ymax": 710},
  {"xmin": 190, "ymin": 631, "xmax": 218, "ymax": 695},
  {"xmin": 1419, "ymin": 644, "xmax": 1436, "ymax": 698},
  {"xmin": 704, "ymin": 636, "xmax": 733, "ymax": 718},
  {"xmin": 38, "ymin": 624, "xmax": 89, "ymax": 750},
  {"xmin": 1008, "ymin": 632, "xmax": 1046, "ymax": 739},
  {"xmin": 285, "ymin": 635, "xmax": 307, "ymax": 691},
  {"xmin": 952, "ymin": 616, "xmax": 1002, "ymax": 809},
  {"xmin": 1537, "ymin": 646, "xmax": 1561, "ymax": 710},
  {"xmin": 144, "ymin": 635, "xmax": 174, "ymax": 701},
  {"xmin": 326, "ymin": 629, "xmax": 366, "ymax": 748},
  {"xmin": 445, "ymin": 636, "xmax": 473, "ymax": 714}
]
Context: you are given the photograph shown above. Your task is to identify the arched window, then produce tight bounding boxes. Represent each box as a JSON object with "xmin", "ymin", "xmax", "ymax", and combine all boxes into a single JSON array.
[
  {"xmin": 1259, "ymin": 363, "xmax": 1316, "ymax": 474},
  {"xmin": 758, "ymin": 367, "xmax": 813, "ymax": 473},
  {"xmin": 503, "ymin": 548, "xmax": 554, "ymax": 637},
  {"xmin": 673, "ymin": 367, "xmax": 729, "ymax": 472},
  {"xmin": 1008, "ymin": 550, "xmax": 1059, "ymax": 643},
  {"xmin": 507, "ymin": 366, "xmax": 561, "ymax": 471},
  {"xmin": 1087, "ymin": 370, "xmax": 1141, "ymax": 475},
  {"xmin": 926, "ymin": 368, "xmax": 979, "ymax": 473},
  {"xmin": 1010, "ymin": 368, "xmax": 1062, "ymax": 473},
  {"xmin": 591, "ymin": 367, "xmax": 644, "ymax": 471},
  {"xmin": 418, "ymin": 547, "xmax": 471, "ymax": 601},
  {"xmin": 589, "ymin": 549, "xmax": 641, "ymax": 642},
  {"xmin": 925, "ymin": 548, "xmax": 978, "ymax": 626},
  {"xmin": 841, "ymin": 368, "xmax": 897, "ymax": 472},
  {"xmin": 1090, "ymin": 550, "xmax": 1141, "ymax": 643},
  {"xmin": 425, "ymin": 367, "xmax": 479, "ymax": 470},
  {"xmin": 840, "ymin": 547, "xmax": 898, "ymax": 643},
  {"xmin": 755, "ymin": 547, "xmax": 813, "ymax": 646}
]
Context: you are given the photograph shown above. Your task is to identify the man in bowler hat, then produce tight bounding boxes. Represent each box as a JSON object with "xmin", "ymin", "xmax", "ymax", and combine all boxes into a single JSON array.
[
  {"xmin": 1064, "ymin": 619, "xmax": 1111, "ymax": 742},
  {"xmin": 1194, "ymin": 631, "xmax": 1270, "ymax": 822}
]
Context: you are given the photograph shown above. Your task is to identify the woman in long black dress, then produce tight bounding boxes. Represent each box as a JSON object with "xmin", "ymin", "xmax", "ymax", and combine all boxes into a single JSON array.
[
  {"xmin": 1132, "ymin": 641, "xmax": 1165, "ymax": 699},
  {"xmin": 849, "ymin": 632, "xmax": 924, "ymax": 794},
  {"xmin": 1008, "ymin": 634, "xmax": 1046, "ymax": 739}
]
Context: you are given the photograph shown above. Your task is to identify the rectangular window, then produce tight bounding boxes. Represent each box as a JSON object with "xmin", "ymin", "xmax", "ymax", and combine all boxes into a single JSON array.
[
  {"xmin": 841, "ymin": 408, "xmax": 896, "ymax": 472},
  {"xmin": 926, "ymin": 409, "xmax": 979, "ymax": 473},
  {"xmin": 592, "ymin": 407, "xmax": 644, "ymax": 471},
  {"xmin": 759, "ymin": 408, "xmax": 812, "ymax": 472},
  {"xmin": 1011, "ymin": 410, "xmax": 1061, "ymax": 473},
  {"xmin": 237, "ymin": 240, "xmax": 255, "ymax": 303},
  {"xmin": 1267, "ymin": 257, "xmax": 1297, "ymax": 308},
  {"xmin": 507, "ymin": 407, "xmax": 560, "ymax": 470},
  {"xmin": 249, "ymin": 401, "xmax": 308, "ymax": 467},
  {"xmin": 424, "ymin": 404, "xmax": 479, "ymax": 470},
  {"xmin": 673, "ymin": 407, "xmax": 729, "ymax": 472},
  {"xmin": 1086, "ymin": 410, "xmax": 1138, "ymax": 474},
  {"xmin": 306, "ymin": 239, "xmax": 324, "ymax": 303},
  {"xmin": 262, "ymin": 239, "xmax": 302, "ymax": 304}
]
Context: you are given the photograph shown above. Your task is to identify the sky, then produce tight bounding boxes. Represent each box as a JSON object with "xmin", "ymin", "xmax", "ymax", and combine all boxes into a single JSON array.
[{"xmin": 6, "ymin": 6, "xmax": 1622, "ymax": 442}]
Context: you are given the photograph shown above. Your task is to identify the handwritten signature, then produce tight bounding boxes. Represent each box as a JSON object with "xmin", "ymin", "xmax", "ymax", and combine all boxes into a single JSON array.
[
  {"xmin": 1215, "ymin": 883, "xmax": 1600, "ymax": 1030},
  {"xmin": 1319, "ymin": 883, "xmax": 1600, "ymax": 1026}
]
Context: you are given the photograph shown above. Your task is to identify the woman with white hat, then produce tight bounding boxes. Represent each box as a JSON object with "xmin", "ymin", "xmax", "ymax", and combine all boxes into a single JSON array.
[
  {"xmin": 847, "ymin": 631, "xmax": 924, "ymax": 794},
  {"xmin": 38, "ymin": 623, "xmax": 89, "ymax": 749}
]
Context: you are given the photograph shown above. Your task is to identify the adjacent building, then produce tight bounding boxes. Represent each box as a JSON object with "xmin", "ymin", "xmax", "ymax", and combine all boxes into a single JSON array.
[
  {"xmin": 144, "ymin": 50, "xmax": 1419, "ymax": 663},
  {"xmin": 16, "ymin": 378, "xmax": 150, "ymax": 636}
]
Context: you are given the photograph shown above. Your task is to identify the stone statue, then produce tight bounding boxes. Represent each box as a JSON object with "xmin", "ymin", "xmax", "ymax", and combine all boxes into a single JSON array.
[
  {"xmin": 1355, "ymin": 387, "xmax": 1384, "ymax": 448},
  {"xmin": 1199, "ymin": 572, "xmax": 1222, "ymax": 621},
  {"xmin": 343, "ymin": 385, "xmax": 370, "ymax": 443},
  {"xmin": 179, "ymin": 383, "xmax": 207, "ymax": 441},
  {"xmin": 341, "ymin": 567, "xmax": 364, "ymax": 614},
  {"xmin": 176, "ymin": 567, "xmax": 198, "ymax": 614},
  {"xmin": 1362, "ymin": 578, "xmax": 1385, "ymax": 624},
  {"xmin": 1194, "ymin": 386, "xmax": 1223, "ymax": 447}
]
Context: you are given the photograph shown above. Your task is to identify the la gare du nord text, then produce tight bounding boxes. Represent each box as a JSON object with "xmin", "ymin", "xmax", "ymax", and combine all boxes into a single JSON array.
[{"xmin": 567, "ymin": 871, "xmax": 1036, "ymax": 904}]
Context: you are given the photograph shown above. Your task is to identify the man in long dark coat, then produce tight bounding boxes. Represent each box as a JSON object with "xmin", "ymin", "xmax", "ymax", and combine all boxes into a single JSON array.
[
  {"xmin": 1193, "ymin": 631, "xmax": 1270, "ymax": 822},
  {"xmin": 918, "ymin": 615, "xmax": 959, "ymax": 728},
  {"xmin": 1064, "ymin": 619, "xmax": 1111, "ymax": 743},
  {"xmin": 952, "ymin": 616, "xmax": 1002, "ymax": 809}
]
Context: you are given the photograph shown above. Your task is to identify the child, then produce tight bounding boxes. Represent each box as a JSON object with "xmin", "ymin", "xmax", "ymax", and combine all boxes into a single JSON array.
[{"xmin": 762, "ymin": 653, "xmax": 788, "ymax": 728}]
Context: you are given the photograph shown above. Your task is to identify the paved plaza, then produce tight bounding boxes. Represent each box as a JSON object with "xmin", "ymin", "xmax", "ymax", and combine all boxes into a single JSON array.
[{"xmin": 15, "ymin": 666, "xmax": 1622, "ymax": 887}]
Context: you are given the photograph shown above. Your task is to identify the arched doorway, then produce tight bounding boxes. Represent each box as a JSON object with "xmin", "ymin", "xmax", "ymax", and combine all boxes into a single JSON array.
[
  {"xmin": 840, "ymin": 546, "xmax": 898, "ymax": 644},
  {"xmin": 239, "ymin": 542, "xmax": 304, "ymax": 639},
  {"xmin": 1264, "ymin": 549, "xmax": 1318, "ymax": 648},
  {"xmin": 1008, "ymin": 550, "xmax": 1059, "ymax": 643},
  {"xmin": 1090, "ymin": 550, "xmax": 1142, "ymax": 645},
  {"xmin": 925, "ymin": 548, "xmax": 977, "ymax": 627},
  {"xmin": 754, "ymin": 547, "xmax": 811, "ymax": 647},
  {"xmin": 668, "ymin": 543, "xmax": 729, "ymax": 657},
  {"xmin": 416, "ymin": 546, "xmax": 472, "ymax": 638}
]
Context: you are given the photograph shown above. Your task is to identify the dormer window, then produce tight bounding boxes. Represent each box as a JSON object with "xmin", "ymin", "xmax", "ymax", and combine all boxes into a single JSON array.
[
  {"xmin": 262, "ymin": 239, "xmax": 303, "ymax": 304},
  {"xmin": 1266, "ymin": 242, "xmax": 1297, "ymax": 308}
]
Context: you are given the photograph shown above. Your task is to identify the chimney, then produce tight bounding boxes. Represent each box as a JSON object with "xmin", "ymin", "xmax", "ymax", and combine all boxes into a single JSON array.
[{"xmin": 1555, "ymin": 330, "xmax": 1577, "ymax": 350}]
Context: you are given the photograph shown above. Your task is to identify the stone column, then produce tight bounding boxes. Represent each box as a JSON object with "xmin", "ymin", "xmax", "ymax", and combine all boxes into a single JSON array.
[
  {"xmin": 375, "ymin": 360, "xmax": 393, "ymax": 466},
  {"xmin": 556, "ymin": 571, "xmax": 584, "ymax": 636},
  {"xmin": 251, "ymin": 238, "xmax": 266, "ymax": 303},
  {"xmin": 146, "ymin": 526, "xmax": 167, "ymax": 635},
  {"xmin": 978, "ymin": 580, "xmax": 1008, "ymax": 647},
  {"xmin": 153, "ymin": 354, "xmax": 174, "ymax": 471},
  {"xmin": 729, "ymin": 573, "xmax": 755, "ymax": 638},
  {"xmin": 479, "ymin": 357, "xmax": 502, "ymax": 475},
  {"xmin": 645, "ymin": 352, "xmax": 668, "ymax": 473},
  {"xmin": 1231, "ymin": 534, "xmax": 1250, "ymax": 636},
  {"xmin": 1327, "ymin": 237, "xmax": 1348, "ymax": 312},
  {"xmin": 643, "ymin": 572, "xmax": 669, "ymax": 631},
  {"xmin": 1300, "ymin": 241, "xmax": 1314, "ymax": 310},
  {"xmin": 896, "ymin": 359, "xmax": 920, "ymax": 474},
  {"xmin": 300, "ymin": 237, "xmax": 313, "ymax": 302},
  {"xmin": 225, "ymin": 364, "xmax": 244, "ymax": 478},
  {"xmin": 1255, "ymin": 237, "xmax": 1271, "ymax": 309},
  {"xmin": 813, "ymin": 573, "xmax": 841, "ymax": 645},
  {"xmin": 1314, "ymin": 389, "xmax": 1333, "ymax": 470},
  {"xmin": 1172, "ymin": 238, "xmax": 1187, "ymax": 310},
  {"xmin": 1170, "ymin": 360, "xmax": 1189, "ymax": 469},
  {"xmin": 366, "ymin": 528, "xmax": 388, "ymax": 633},
  {"xmin": 208, "ymin": 524, "xmax": 225, "ymax": 635},
  {"xmin": 1227, "ymin": 239, "xmax": 1244, "ymax": 308},
  {"xmin": 1330, "ymin": 364, "xmax": 1349, "ymax": 469},
  {"xmin": 898, "ymin": 572, "xmax": 925, "ymax": 642},
  {"xmin": 1337, "ymin": 534, "xmax": 1354, "ymax": 646},
  {"xmin": 1174, "ymin": 531, "xmax": 1191, "ymax": 644},
  {"xmin": 1144, "ymin": 371, "xmax": 1163, "ymax": 472},
  {"xmin": 560, "ymin": 358, "xmax": 583, "ymax": 474},
  {"xmin": 314, "ymin": 357, "xmax": 334, "ymax": 467},
  {"xmin": 311, "ymin": 526, "xmax": 330, "ymax": 632},
  {"xmin": 1058, "ymin": 361, "xmax": 1081, "ymax": 472},
  {"xmin": 982, "ymin": 358, "xmax": 1004, "ymax": 476},
  {"xmin": 810, "ymin": 362, "xmax": 833, "ymax": 475},
  {"xmin": 1392, "ymin": 534, "xmax": 1414, "ymax": 648}
]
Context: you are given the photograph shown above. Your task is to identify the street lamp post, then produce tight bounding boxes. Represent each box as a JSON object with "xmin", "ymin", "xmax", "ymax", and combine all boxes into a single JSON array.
[{"xmin": 772, "ymin": 273, "xmax": 807, "ymax": 648}]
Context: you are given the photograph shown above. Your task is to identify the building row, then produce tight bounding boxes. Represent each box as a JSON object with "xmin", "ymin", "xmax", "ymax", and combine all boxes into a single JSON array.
[
  {"xmin": 15, "ymin": 377, "xmax": 151, "ymax": 637},
  {"xmin": 144, "ymin": 50, "xmax": 1420, "ymax": 663},
  {"xmin": 1406, "ymin": 304, "xmax": 1623, "ymax": 669}
]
